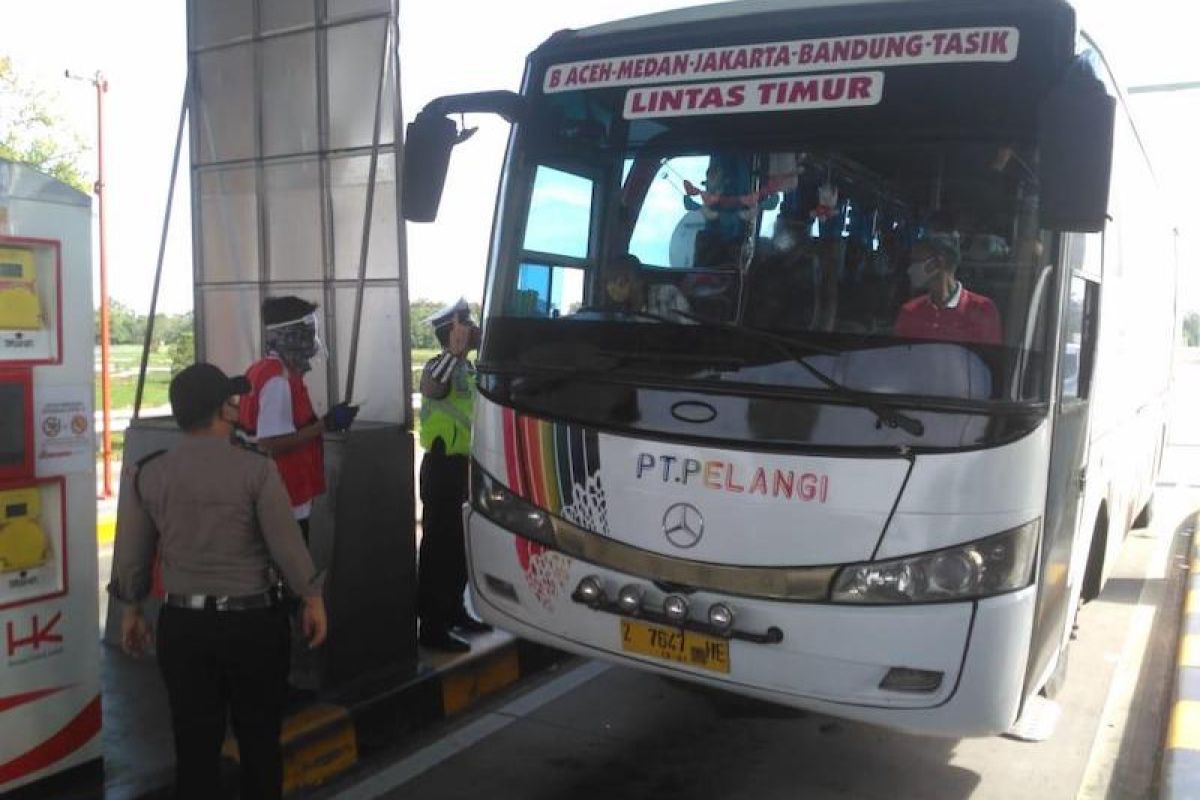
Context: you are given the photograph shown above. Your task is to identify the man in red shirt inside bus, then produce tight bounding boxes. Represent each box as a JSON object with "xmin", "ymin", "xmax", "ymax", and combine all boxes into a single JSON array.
[{"xmin": 894, "ymin": 232, "xmax": 1002, "ymax": 346}]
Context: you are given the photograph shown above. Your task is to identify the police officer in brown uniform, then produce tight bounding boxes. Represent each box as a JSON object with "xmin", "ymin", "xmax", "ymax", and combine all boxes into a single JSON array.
[{"xmin": 110, "ymin": 363, "xmax": 328, "ymax": 800}]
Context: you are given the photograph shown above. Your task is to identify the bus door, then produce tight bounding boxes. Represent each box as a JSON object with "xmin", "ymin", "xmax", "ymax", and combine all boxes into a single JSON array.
[{"xmin": 1027, "ymin": 232, "xmax": 1101, "ymax": 694}]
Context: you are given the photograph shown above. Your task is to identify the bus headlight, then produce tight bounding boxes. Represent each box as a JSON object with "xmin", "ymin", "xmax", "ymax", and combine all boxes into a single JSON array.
[
  {"xmin": 471, "ymin": 465, "xmax": 556, "ymax": 546},
  {"xmin": 829, "ymin": 520, "xmax": 1039, "ymax": 604}
]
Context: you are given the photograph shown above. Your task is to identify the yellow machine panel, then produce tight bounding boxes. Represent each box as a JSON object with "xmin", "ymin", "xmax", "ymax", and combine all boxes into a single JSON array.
[
  {"xmin": 0, "ymin": 487, "xmax": 50, "ymax": 573},
  {"xmin": 0, "ymin": 248, "xmax": 45, "ymax": 331}
]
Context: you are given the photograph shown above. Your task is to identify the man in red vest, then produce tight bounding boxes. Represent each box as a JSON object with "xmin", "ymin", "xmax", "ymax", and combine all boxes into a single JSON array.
[
  {"xmin": 240, "ymin": 297, "xmax": 357, "ymax": 539},
  {"xmin": 895, "ymin": 232, "xmax": 1003, "ymax": 346},
  {"xmin": 241, "ymin": 297, "xmax": 354, "ymax": 695}
]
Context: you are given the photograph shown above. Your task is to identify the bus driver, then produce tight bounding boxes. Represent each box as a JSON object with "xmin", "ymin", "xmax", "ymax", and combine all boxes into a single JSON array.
[{"xmin": 894, "ymin": 232, "xmax": 1002, "ymax": 346}]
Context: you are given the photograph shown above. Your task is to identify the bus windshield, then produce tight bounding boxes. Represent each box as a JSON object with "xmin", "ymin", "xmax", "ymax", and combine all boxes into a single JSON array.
[
  {"xmin": 482, "ymin": 84, "xmax": 1054, "ymax": 417},
  {"xmin": 480, "ymin": 33, "xmax": 1060, "ymax": 424}
]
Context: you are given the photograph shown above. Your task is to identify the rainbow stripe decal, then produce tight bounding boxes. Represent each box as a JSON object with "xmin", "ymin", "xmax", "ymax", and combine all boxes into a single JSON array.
[{"xmin": 500, "ymin": 407, "xmax": 609, "ymax": 537}]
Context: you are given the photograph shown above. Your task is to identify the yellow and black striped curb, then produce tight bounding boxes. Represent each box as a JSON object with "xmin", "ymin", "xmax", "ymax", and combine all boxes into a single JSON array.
[
  {"xmin": 1165, "ymin": 537, "xmax": 1200, "ymax": 798},
  {"xmin": 219, "ymin": 639, "xmax": 567, "ymax": 797}
]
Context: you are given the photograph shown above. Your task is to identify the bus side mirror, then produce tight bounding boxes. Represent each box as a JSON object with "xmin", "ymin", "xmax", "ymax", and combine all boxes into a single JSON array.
[
  {"xmin": 1037, "ymin": 65, "xmax": 1116, "ymax": 233},
  {"xmin": 402, "ymin": 112, "xmax": 459, "ymax": 223}
]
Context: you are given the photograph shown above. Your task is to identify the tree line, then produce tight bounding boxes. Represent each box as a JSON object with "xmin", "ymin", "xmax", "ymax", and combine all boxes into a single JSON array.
[
  {"xmin": 99, "ymin": 298, "xmax": 478, "ymax": 354},
  {"xmin": 95, "ymin": 299, "xmax": 194, "ymax": 374},
  {"xmin": 0, "ymin": 55, "xmax": 90, "ymax": 194},
  {"xmin": 96, "ymin": 298, "xmax": 476, "ymax": 378}
]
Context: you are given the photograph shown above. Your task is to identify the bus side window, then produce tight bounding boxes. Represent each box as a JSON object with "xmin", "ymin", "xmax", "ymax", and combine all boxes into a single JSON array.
[
  {"xmin": 513, "ymin": 262, "xmax": 585, "ymax": 318},
  {"xmin": 523, "ymin": 166, "xmax": 593, "ymax": 258},
  {"xmin": 1061, "ymin": 275, "xmax": 1099, "ymax": 400},
  {"xmin": 515, "ymin": 165, "xmax": 593, "ymax": 317}
]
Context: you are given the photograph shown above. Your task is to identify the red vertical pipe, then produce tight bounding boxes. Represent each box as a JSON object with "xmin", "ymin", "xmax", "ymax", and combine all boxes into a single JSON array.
[{"xmin": 95, "ymin": 72, "xmax": 112, "ymax": 498}]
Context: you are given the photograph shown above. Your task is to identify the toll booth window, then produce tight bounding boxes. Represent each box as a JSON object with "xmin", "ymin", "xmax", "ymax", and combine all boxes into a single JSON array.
[
  {"xmin": 0, "ymin": 384, "xmax": 26, "ymax": 468},
  {"xmin": 513, "ymin": 262, "xmax": 585, "ymax": 318},
  {"xmin": 522, "ymin": 166, "xmax": 593, "ymax": 259}
]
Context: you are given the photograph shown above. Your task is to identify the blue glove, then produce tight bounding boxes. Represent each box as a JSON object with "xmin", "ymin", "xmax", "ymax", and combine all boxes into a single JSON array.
[{"xmin": 323, "ymin": 403, "xmax": 359, "ymax": 432}]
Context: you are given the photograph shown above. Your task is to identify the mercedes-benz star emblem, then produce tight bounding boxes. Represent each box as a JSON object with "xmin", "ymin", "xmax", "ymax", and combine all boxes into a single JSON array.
[{"xmin": 662, "ymin": 502, "xmax": 704, "ymax": 549}]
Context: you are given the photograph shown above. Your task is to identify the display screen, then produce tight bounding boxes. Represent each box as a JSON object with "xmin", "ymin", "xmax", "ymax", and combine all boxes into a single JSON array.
[
  {"xmin": 0, "ymin": 263, "xmax": 23, "ymax": 278},
  {"xmin": 0, "ymin": 383, "xmax": 27, "ymax": 467},
  {"xmin": 4, "ymin": 503, "xmax": 26, "ymax": 517}
]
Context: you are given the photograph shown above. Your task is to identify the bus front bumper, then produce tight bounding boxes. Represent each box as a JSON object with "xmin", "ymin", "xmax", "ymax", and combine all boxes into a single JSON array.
[{"xmin": 465, "ymin": 509, "xmax": 1036, "ymax": 738}]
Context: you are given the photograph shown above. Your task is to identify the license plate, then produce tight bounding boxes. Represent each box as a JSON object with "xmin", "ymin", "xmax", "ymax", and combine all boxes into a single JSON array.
[{"xmin": 619, "ymin": 619, "xmax": 731, "ymax": 674}]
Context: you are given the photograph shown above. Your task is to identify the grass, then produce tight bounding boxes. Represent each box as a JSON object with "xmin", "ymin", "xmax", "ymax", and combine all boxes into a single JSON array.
[
  {"xmin": 96, "ymin": 344, "xmax": 173, "ymax": 411},
  {"xmin": 93, "ymin": 346, "xmax": 440, "ymax": 462},
  {"xmin": 101, "ymin": 346, "xmax": 444, "ymax": 411}
]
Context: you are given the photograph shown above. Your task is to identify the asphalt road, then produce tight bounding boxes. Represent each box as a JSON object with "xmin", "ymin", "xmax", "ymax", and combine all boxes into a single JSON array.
[{"xmin": 307, "ymin": 358, "xmax": 1200, "ymax": 800}]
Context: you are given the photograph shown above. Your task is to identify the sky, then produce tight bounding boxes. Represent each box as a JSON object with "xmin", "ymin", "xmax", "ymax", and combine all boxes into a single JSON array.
[{"xmin": 1, "ymin": 0, "xmax": 1198, "ymax": 313}]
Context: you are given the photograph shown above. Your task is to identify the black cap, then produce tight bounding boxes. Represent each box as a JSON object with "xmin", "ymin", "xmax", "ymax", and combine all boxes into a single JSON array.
[
  {"xmin": 262, "ymin": 296, "xmax": 317, "ymax": 327},
  {"xmin": 169, "ymin": 363, "xmax": 252, "ymax": 430}
]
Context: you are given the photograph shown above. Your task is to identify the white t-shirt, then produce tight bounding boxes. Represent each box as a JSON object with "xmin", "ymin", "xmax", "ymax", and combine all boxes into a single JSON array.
[{"xmin": 255, "ymin": 364, "xmax": 313, "ymax": 520}]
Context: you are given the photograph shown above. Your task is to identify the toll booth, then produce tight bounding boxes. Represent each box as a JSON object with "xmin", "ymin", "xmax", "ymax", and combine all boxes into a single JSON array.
[
  {"xmin": 0, "ymin": 160, "xmax": 100, "ymax": 790},
  {"xmin": 107, "ymin": 0, "xmax": 417, "ymax": 688}
]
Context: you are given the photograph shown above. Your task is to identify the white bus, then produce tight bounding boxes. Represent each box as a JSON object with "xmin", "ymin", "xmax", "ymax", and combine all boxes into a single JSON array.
[{"xmin": 403, "ymin": 0, "xmax": 1176, "ymax": 736}]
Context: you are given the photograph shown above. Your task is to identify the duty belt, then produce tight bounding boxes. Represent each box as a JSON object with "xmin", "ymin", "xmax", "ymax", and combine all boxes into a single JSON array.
[{"xmin": 164, "ymin": 590, "xmax": 278, "ymax": 612}]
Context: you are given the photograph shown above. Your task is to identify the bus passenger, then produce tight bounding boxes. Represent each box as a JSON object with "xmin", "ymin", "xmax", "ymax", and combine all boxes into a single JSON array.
[
  {"xmin": 894, "ymin": 232, "xmax": 1002, "ymax": 345},
  {"xmin": 602, "ymin": 254, "xmax": 645, "ymax": 313},
  {"xmin": 603, "ymin": 254, "xmax": 692, "ymax": 321}
]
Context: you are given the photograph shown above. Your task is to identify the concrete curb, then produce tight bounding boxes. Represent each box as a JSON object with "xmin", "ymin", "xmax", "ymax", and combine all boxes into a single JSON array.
[
  {"xmin": 269, "ymin": 638, "xmax": 569, "ymax": 796},
  {"xmin": 1164, "ymin": 534, "xmax": 1200, "ymax": 798}
]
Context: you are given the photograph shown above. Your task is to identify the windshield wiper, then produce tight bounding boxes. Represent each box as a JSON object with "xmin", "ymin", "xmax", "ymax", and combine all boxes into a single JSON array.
[
  {"xmin": 635, "ymin": 307, "xmax": 925, "ymax": 437},
  {"xmin": 495, "ymin": 340, "xmax": 630, "ymax": 396},
  {"xmin": 508, "ymin": 307, "xmax": 923, "ymax": 436}
]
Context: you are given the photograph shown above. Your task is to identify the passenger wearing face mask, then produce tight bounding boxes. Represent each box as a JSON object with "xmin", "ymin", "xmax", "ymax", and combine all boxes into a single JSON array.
[{"xmin": 894, "ymin": 232, "xmax": 1002, "ymax": 345}]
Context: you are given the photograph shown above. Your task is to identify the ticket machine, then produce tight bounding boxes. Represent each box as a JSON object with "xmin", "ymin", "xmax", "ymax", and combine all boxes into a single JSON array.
[{"xmin": 0, "ymin": 160, "xmax": 100, "ymax": 791}]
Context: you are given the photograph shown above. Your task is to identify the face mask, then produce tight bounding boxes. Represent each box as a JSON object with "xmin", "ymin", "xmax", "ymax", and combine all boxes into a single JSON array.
[
  {"xmin": 908, "ymin": 257, "xmax": 936, "ymax": 290},
  {"xmin": 265, "ymin": 312, "xmax": 325, "ymax": 373},
  {"xmin": 220, "ymin": 398, "xmax": 243, "ymax": 431}
]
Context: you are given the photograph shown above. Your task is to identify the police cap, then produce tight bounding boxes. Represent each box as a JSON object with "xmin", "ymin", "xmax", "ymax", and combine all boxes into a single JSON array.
[
  {"xmin": 170, "ymin": 363, "xmax": 251, "ymax": 430},
  {"xmin": 424, "ymin": 298, "xmax": 473, "ymax": 330}
]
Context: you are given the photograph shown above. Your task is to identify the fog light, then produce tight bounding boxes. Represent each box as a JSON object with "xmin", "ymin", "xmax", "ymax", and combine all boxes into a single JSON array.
[
  {"xmin": 575, "ymin": 576, "xmax": 604, "ymax": 605},
  {"xmin": 707, "ymin": 602, "xmax": 734, "ymax": 632},
  {"xmin": 617, "ymin": 584, "xmax": 644, "ymax": 614},
  {"xmin": 663, "ymin": 595, "xmax": 688, "ymax": 623},
  {"xmin": 879, "ymin": 667, "xmax": 944, "ymax": 693}
]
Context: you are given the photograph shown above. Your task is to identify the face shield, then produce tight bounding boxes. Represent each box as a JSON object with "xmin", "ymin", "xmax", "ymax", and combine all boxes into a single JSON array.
[{"xmin": 265, "ymin": 311, "xmax": 325, "ymax": 372}]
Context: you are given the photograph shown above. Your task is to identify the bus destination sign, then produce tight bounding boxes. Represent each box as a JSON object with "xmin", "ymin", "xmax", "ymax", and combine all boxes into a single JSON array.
[
  {"xmin": 623, "ymin": 71, "xmax": 884, "ymax": 119},
  {"xmin": 544, "ymin": 26, "xmax": 1019, "ymax": 94}
]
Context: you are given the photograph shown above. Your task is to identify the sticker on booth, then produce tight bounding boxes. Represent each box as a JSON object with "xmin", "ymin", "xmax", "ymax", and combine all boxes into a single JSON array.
[{"xmin": 34, "ymin": 386, "xmax": 93, "ymax": 475}]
